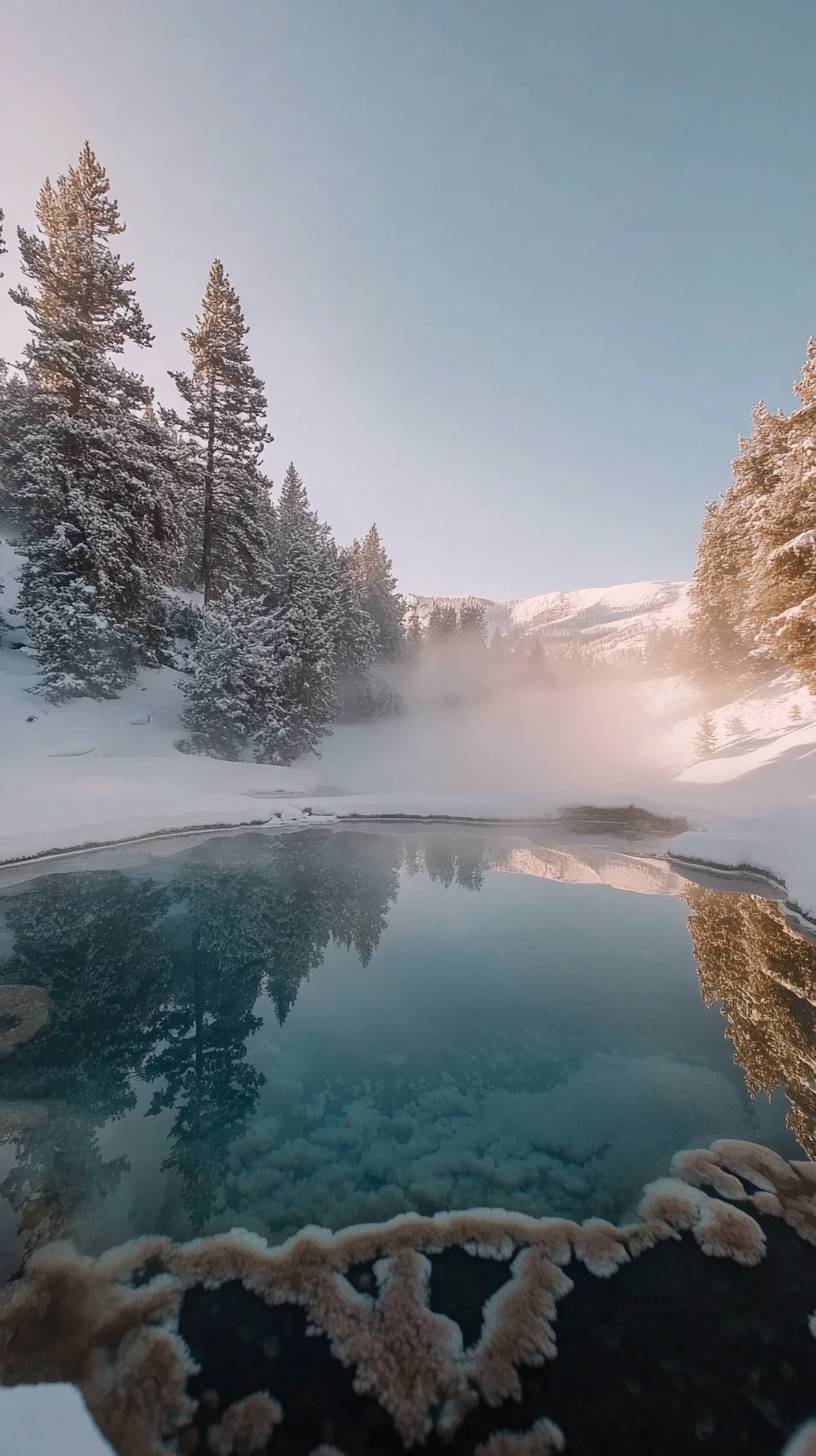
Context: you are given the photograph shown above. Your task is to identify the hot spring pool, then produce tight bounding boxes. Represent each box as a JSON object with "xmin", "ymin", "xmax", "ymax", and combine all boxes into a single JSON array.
[{"xmin": 0, "ymin": 825, "xmax": 811, "ymax": 1268}]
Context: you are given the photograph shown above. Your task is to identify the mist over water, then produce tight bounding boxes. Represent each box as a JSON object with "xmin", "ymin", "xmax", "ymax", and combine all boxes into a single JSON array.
[{"xmin": 326, "ymin": 639, "xmax": 675, "ymax": 804}]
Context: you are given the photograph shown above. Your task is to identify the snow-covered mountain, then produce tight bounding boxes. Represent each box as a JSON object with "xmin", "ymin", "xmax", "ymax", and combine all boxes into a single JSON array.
[{"xmin": 413, "ymin": 580, "xmax": 691, "ymax": 660}]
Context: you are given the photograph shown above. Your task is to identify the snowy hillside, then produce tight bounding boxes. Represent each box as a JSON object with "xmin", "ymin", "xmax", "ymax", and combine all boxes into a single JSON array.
[{"xmin": 413, "ymin": 580, "xmax": 691, "ymax": 660}]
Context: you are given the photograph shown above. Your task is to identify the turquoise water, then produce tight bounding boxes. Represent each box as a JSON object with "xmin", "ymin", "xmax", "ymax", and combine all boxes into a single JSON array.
[{"xmin": 0, "ymin": 827, "xmax": 806, "ymax": 1270}]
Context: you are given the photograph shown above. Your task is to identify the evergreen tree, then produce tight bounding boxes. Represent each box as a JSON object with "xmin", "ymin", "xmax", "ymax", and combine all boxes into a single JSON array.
[
  {"xmin": 458, "ymin": 598, "xmax": 487, "ymax": 640},
  {"xmin": 345, "ymin": 523, "xmax": 405, "ymax": 660},
  {"xmin": 694, "ymin": 711, "xmax": 718, "ymax": 759},
  {"xmin": 752, "ymin": 343, "xmax": 816, "ymax": 685},
  {"xmin": 427, "ymin": 599, "xmax": 458, "ymax": 640},
  {"xmin": 181, "ymin": 578, "xmax": 334, "ymax": 765},
  {"xmin": 2, "ymin": 144, "xmax": 181, "ymax": 697},
  {"xmin": 689, "ymin": 500, "xmax": 751, "ymax": 687},
  {"xmin": 170, "ymin": 260, "xmax": 272, "ymax": 602},
  {"xmin": 271, "ymin": 464, "xmax": 370, "ymax": 678},
  {"xmin": 22, "ymin": 526, "xmax": 134, "ymax": 699},
  {"xmin": 255, "ymin": 542, "xmax": 336, "ymax": 764},
  {"xmin": 404, "ymin": 602, "xmax": 424, "ymax": 658},
  {"xmin": 0, "ymin": 206, "xmax": 5, "ymax": 274},
  {"xmin": 180, "ymin": 586, "xmax": 280, "ymax": 759}
]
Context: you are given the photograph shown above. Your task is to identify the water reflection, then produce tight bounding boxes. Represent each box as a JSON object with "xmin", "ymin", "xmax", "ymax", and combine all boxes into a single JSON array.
[
  {"xmin": 0, "ymin": 833, "xmax": 403, "ymax": 1243},
  {"xmin": 0, "ymin": 828, "xmax": 814, "ymax": 1258},
  {"xmin": 686, "ymin": 884, "xmax": 816, "ymax": 1154},
  {"xmin": 0, "ymin": 873, "xmax": 173, "ymax": 1249}
]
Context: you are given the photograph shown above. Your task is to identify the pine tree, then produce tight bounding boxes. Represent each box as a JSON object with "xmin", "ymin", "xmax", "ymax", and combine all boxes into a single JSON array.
[
  {"xmin": 253, "ymin": 588, "xmax": 335, "ymax": 763},
  {"xmin": 694, "ymin": 711, "xmax": 718, "ymax": 759},
  {"xmin": 181, "ymin": 580, "xmax": 334, "ymax": 765},
  {"xmin": 345, "ymin": 523, "xmax": 405, "ymax": 660},
  {"xmin": 427, "ymin": 599, "xmax": 458, "ymax": 640},
  {"xmin": 458, "ymin": 598, "xmax": 487, "ymax": 640},
  {"xmin": 752, "ymin": 343, "xmax": 816, "ymax": 684},
  {"xmin": 0, "ymin": 206, "xmax": 5, "ymax": 275},
  {"xmin": 3, "ymin": 144, "xmax": 181, "ymax": 697},
  {"xmin": 690, "ymin": 501, "xmax": 751, "ymax": 686},
  {"xmin": 170, "ymin": 260, "xmax": 272, "ymax": 603},
  {"xmin": 180, "ymin": 587, "xmax": 279, "ymax": 759},
  {"xmin": 268, "ymin": 462, "xmax": 375, "ymax": 730},
  {"xmin": 404, "ymin": 603, "xmax": 424, "ymax": 658},
  {"xmin": 690, "ymin": 403, "xmax": 789, "ymax": 688},
  {"xmin": 272, "ymin": 463, "xmax": 365, "ymax": 670}
]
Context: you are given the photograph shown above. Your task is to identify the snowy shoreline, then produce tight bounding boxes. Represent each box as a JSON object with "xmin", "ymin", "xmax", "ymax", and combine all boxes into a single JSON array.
[{"xmin": 1, "ymin": 788, "xmax": 814, "ymax": 940}]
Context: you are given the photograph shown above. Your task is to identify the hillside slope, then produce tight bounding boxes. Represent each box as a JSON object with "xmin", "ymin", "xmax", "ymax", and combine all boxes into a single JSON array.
[{"xmin": 413, "ymin": 580, "xmax": 691, "ymax": 660}]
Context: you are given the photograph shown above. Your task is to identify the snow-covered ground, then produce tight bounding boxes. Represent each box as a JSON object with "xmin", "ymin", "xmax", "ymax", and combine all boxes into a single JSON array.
[
  {"xmin": 0, "ymin": 1385, "xmax": 112, "ymax": 1454},
  {"xmin": 1, "ymin": 535, "xmax": 815, "ymax": 918}
]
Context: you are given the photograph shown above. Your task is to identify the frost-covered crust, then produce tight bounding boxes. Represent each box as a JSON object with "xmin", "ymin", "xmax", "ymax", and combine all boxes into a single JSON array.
[{"xmin": 1, "ymin": 1138, "xmax": 815, "ymax": 1455}]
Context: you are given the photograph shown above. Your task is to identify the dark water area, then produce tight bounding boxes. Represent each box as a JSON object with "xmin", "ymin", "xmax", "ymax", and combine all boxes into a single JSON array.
[{"xmin": 0, "ymin": 826, "xmax": 812, "ymax": 1273}]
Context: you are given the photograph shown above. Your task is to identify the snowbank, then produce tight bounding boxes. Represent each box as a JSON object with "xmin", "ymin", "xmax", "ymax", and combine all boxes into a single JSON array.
[{"xmin": 0, "ymin": 1383, "xmax": 113, "ymax": 1454}]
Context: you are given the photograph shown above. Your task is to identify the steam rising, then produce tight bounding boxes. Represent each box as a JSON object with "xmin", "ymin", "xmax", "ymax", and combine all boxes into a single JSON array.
[{"xmin": 327, "ymin": 636, "xmax": 675, "ymax": 804}]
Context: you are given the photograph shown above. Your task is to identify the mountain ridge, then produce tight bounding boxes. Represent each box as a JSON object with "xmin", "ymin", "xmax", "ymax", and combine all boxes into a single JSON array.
[{"xmin": 411, "ymin": 579, "xmax": 691, "ymax": 660}]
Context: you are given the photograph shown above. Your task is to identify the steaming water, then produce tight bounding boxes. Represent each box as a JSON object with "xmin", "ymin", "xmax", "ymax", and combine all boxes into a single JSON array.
[{"xmin": 0, "ymin": 827, "xmax": 807, "ymax": 1272}]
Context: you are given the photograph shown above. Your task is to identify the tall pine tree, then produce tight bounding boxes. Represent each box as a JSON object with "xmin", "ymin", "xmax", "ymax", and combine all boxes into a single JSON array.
[
  {"xmin": 3, "ymin": 144, "xmax": 181, "ymax": 697},
  {"xmin": 345, "ymin": 523, "xmax": 405, "ymax": 660},
  {"xmin": 753, "ymin": 342, "xmax": 816, "ymax": 684},
  {"xmin": 170, "ymin": 260, "xmax": 272, "ymax": 603}
]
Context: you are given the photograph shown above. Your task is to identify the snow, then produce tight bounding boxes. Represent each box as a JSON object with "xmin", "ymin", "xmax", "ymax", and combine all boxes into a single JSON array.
[
  {"xmin": 769, "ymin": 527, "xmax": 816, "ymax": 560},
  {"xmin": 1, "ymin": 535, "xmax": 816, "ymax": 922},
  {"xmin": 496, "ymin": 845, "xmax": 685, "ymax": 897},
  {"xmin": 0, "ymin": 1384, "xmax": 113, "ymax": 1454},
  {"xmin": 413, "ymin": 580, "xmax": 691, "ymax": 660}
]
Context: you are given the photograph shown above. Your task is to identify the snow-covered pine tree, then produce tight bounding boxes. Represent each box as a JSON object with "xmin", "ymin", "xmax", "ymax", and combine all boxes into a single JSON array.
[
  {"xmin": 182, "ymin": 571, "xmax": 335, "ymax": 766},
  {"xmin": 273, "ymin": 466, "xmax": 372, "ymax": 673},
  {"xmin": 0, "ymin": 204, "xmax": 7, "ymax": 625},
  {"xmin": 22, "ymin": 527, "xmax": 134, "ymax": 699},
  {"xmin": 427, "ymin": 599, "xmax": 458, "ymax": 640},
  {"xmin": 345, "ymin": 523, "xmax": 405, "ymax": 660},
  {"xmin": 3, "ymin": 143, "xmax": 182, "ymax": 698},
  {"xmin": 752, "ymin": 342, "xmax": 816, "ymax": 686},
  {"xmin": 180, "ymin": 586, "xmax": 280, "ymax": 759},
  {"xmin": 404, "ymin": 603, "xmax": 424, "ymax": 658},
  {"xmin": 253, "ymin": 584, "xmax": 335, "ymax": 764},
  {"xmin": 262, "ymin": 464, "xmax": 339, "ymax": 749},
  {"xmin": 690, "ymin": 403, "xmax": 790, "ymax": 688},
  {"xmin": 170, "ymin": 260, "xmax": 272, "ymax": 603},
  {"xmin": 267, "ymin": 460, "xmax": 374, "ymax": 724},
  {"xmin": 458, "ymin": 597, "xmax": 487, "ymax": 640},
  {"xmin": 689, "ymin": 501, "xmax": 745, "ymax": 685}
]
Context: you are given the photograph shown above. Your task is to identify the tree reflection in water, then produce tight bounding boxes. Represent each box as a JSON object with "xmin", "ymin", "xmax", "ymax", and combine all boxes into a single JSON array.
[
  {"xmin": 686, "ymin": 884, "xmax": 816, "ymax": 1153},
  {"xmin": 0, "ymin": 832, "xmax": 403, "ymax": 1242},
  {"xmin": 1, "ymin": 832, "xmax": 816, "ymax": 1256}
]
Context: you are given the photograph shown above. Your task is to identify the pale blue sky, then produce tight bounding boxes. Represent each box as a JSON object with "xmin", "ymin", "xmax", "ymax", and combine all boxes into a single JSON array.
[{"xmin": 1, "ymin": 0, "xmax": 815, "ymax": 598}]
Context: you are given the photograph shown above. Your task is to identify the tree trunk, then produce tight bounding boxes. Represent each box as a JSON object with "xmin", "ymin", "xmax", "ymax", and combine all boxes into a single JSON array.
[{"xmin": 202, "ymin": 371, "xmax": 216, "ymax": 605}]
